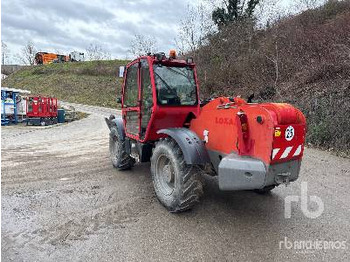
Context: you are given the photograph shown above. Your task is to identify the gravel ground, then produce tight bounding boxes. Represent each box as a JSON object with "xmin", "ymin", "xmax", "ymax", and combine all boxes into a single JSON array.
[{"xmin": 1, "ymin": 103, "xmax": 350, "ymax": 262}]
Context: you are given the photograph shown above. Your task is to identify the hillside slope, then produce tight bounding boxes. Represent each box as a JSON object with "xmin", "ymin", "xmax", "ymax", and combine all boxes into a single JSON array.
[
  {"xmin": 2, "ymin": 60, "xmax": 128, "ymax": 108},
  {"xmin": 194, "ymin": 0, "xmax": 350, "ymax": 155}
]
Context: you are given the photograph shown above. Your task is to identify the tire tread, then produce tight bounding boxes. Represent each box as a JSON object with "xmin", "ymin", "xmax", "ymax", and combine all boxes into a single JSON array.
[{"xmin": 151, "ymin": 138, "xmax": 203, "ymax": 212}]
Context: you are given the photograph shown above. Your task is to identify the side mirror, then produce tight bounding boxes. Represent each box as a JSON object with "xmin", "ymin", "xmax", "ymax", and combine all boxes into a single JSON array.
[
  {"xmin": 116, "ymin": 97, "xmax": 122, "ymax": 104},
  {"xmin": 118, "ymin": 66, "xmax": 125, "ymax": 78}
]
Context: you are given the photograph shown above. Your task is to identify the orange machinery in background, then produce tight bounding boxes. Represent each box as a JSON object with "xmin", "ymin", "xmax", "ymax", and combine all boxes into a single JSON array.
[{"xmin": 35, "ymin": 52, "xmax": 70, "ymax": 65}]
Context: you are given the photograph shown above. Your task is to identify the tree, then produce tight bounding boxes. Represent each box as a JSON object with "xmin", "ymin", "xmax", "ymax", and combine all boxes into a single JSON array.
[
  {"xmin": 86, "ymin": 43, "xmax": 111, "ymax": 61},
  {"xmin": 176, "ymin": 3, "xmax": 214, "ymax": 54},
  {"xmin": 212, "ymin": 0, "xmax": 260, "ymax": 28},
  {"xmin": 16, "ymin": 41, "xmax": 37, "ymax": 65},
  {"xmin": 130, "ymin": 34, "xmax": 158, "ymax": 57},
  {"xmin": 295, "ymin": 0, "xmax": 326, "ymax": 10},
  {"xmin": 55, "ymin": 48, "xmax": 62, "ymax": 55},
  {"xmin": 1, "ymin": 41, "xmax": 9, "ymax": 65},
  {"xmin": 254, "ymin": 0, "xmax": 287, "ymax": 28}
]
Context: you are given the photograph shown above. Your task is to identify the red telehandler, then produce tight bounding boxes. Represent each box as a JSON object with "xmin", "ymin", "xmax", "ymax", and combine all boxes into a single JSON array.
[{"xmin": 105, "ymin": 51, "xmax": 306, "ymax": 212}]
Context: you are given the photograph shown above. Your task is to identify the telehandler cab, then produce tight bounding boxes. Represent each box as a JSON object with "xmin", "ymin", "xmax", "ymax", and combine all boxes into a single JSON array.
[{"xmin": 106, "ymin": 50, "xmax": 306, "ymax": 212}]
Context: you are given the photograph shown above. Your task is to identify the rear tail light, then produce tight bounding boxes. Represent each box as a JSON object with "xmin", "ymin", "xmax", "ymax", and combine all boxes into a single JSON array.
[{"xmin": 237, "ymin": 110, "xmax": 249, "ymax": 139}]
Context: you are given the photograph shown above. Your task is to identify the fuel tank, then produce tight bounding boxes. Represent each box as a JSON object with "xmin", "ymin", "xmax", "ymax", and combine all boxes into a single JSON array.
[{"xmin": 190, "ymin": 97, "xmax": 306, "ymax": 168}]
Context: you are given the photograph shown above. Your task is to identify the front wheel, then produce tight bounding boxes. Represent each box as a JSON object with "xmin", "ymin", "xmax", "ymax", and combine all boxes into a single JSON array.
[
  {"xmin": 109, "ymin": 126, "xmax": 135, "ymax": 170},
  {"xmin": 151, "ymin": 138, "xmax": 203, "ymax": 212}
]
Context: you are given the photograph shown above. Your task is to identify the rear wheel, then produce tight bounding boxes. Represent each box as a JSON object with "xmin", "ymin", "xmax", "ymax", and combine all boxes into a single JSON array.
[
  {"xmin": 151, "ymin": 138, "xmax": 203, "ymax": 212},
  {"xmin": 109, "ymin": 126, "xmax": 135, "ymax": 170}
]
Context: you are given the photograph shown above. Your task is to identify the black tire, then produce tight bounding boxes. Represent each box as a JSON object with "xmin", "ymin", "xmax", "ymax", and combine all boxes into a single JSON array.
[
  {"xmin": 109, "ymin": 126, "xmax": 135, "ymax": 170},
  {"xmin": 151, "ymin": 138, "xmax": 203, "ymax": 212},
  {"xmin": 254, "ymin": 185, "xmax": 276, "ymax": 194}
]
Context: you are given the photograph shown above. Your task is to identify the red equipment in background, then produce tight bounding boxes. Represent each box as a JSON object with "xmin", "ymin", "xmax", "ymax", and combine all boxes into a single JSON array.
[{"xmin": 26, "ymin": 96, "xmax": 58, "ymax": 125}]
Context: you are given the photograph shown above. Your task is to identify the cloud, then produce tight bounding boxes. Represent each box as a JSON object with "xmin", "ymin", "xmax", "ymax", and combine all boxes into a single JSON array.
[{"xmin": 1, "ymin": 0, "xmax": 190, "ymax": 62}]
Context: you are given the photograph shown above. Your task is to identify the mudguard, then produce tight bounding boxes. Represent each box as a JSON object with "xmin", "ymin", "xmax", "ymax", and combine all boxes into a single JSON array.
[
  {"xmin": 157, "ymin": 128, "xmax": 210, "ymax": 165},
  {"xmin": 105, "ymin": 115, "xmax": 125, "ymax": 141}
]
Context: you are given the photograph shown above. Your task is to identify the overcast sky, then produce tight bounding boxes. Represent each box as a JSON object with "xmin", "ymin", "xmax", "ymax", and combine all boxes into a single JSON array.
[
  {"xmin": 2, "ymin": 0, "xmax": 198, "ymax": 62},
  {"xmin": 1, "ymin": 0, "xmax": 320, "ymax": 63}
]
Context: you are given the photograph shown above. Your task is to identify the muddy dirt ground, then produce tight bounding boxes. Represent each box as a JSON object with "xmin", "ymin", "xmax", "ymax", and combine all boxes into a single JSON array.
[{"xmin": 2, "ymin": 103, "xmax": 350, "ymax": 261}]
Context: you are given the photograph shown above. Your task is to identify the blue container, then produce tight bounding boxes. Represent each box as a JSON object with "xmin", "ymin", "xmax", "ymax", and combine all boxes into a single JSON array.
[{"xmin": 57, "ymin": 109, "xmax": 65, "ymax": 123}]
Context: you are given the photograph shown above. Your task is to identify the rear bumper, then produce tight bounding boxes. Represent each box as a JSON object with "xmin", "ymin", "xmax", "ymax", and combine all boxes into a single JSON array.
[{"xmin": 218, "ymin": 154, "xmax": 301, "ymax": 191}]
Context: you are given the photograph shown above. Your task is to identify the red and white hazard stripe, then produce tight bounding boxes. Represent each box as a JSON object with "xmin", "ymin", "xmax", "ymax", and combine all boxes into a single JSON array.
[{"xmin": 272, "ymin": 145, "xmax": 303, "ymax": 160}]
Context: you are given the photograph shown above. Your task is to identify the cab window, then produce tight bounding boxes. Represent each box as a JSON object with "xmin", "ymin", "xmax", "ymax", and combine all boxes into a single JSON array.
[
  {"xmin": 153, "ymin": 65, "xmax": 197, "ymax": 106},
  {"xmin": 124, "ymin": 63, "xmax": 139, "ymax": 107}
]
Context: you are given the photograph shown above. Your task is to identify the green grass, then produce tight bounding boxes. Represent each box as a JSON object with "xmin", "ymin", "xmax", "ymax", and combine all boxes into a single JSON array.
[{"xmin": 2, "ymin": 60, "xmax": 129, "ymax": 108}]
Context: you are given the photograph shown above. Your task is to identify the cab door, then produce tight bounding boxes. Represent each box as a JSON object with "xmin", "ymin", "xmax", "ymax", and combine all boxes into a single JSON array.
[{"xmin": 123, "ymin": 61, "xmax": 141, "ymax": 139}]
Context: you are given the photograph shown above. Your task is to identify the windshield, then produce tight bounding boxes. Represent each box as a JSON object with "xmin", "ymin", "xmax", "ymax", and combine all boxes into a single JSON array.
[{"xmin": 153, "ymin": 65, "xmax": 197, "ymax": 106}]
